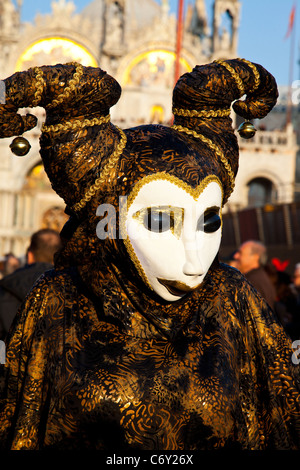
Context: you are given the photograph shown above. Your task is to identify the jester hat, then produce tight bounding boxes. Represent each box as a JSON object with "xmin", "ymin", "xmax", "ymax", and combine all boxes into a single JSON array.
[{"xmin": 0, "ymin": 59, "xmax": 278, "ymax": 279}]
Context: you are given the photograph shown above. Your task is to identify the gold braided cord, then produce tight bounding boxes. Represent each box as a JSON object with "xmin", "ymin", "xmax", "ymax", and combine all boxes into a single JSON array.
[
  {"xmin": 215, "ymin": 58, "xmax": 261, "ymax": 96},
  {"xmin": 41, "ymin": 114, "xmax": 110, "ymax": 134},
  {"xmin": 172, "ymin": 107, "xmax": 231, "ymax": 118},
  {"xmin": 214, "ymin": 59, "xmax": 245, "ymax": 96},
  {"xmin": 48, "ymin": 62, "xmax": 84, "ymax": 108},
  {"xmin": 31, "ymin": 67, "xmax": 45, "ymax": 107},
  {"xmin": 171, "ymin": 124, "xmax": 235, "ymax": 197},
  {"xmin": 72, "ymin": 126, "xmax": 127, "ymax": 212},
  {"xmin": 240, "ymin": 58, "xmax": 260, "ymax": 92}
]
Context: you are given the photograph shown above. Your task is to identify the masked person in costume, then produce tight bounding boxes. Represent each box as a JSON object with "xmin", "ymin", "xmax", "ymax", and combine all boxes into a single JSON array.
[{"xmin": 0, "ymin": 59, "xmax": 300, "ymax": 450}]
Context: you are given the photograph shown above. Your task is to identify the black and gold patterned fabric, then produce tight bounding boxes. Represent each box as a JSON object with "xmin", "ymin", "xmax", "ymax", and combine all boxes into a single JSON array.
[
  {"xmin": 1, "ymin": 262, "xmax": 300, "ymax": 450},
  {"xmin": 0, "ymin": 59, "xmax": 300, "ymax": 450}
]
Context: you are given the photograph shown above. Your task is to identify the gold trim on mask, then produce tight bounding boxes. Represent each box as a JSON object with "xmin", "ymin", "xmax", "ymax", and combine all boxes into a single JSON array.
[{"xmin": 121, "ymin": 173, "xmax": 223, "ymax": 290}]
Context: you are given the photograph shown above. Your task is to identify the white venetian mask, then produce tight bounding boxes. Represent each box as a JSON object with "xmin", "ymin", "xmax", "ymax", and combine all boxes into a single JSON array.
[{"xmin": 122, "ymin": 173, "xmax": 223, "ymax": 302}]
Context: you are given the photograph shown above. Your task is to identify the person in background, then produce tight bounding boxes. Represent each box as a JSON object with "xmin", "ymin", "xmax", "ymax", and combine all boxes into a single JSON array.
[
  {"xmin": 234, "ymin": 240, "xmax": 276, "ymax": 310},
  {"xmin": 290, "ymin": 263, "xmax": 300, "ymax": 335},
  {"xmin": 292, "ymin": 263, "xmax": 300, "ymax": 293},
  {"xmin": 0, "ymin": 229, "xmax": 61, "ymax": 339},
  {"xmin": 222, "ymin": 250, "xmax": 239, "ymax": 269},
  {"xmin": 0, "ymin": 253, "xmax": 20, "ymax": 279},
  {"xmin": 264, "ymin": 262, "xmax": 300, "ymax": 340}
]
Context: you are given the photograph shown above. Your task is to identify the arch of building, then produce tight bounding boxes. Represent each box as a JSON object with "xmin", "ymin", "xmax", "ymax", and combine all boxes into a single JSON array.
[
  {"xmin": 247, "ymin": 176, "xmax": 277, "ymax": 207},
  {"xmin": 244, "ymin": 169, "xmax": 288, "ymax": 207},
  {"xmin": 228, "ymin": 167, "xmax": 288, "ymax": 212}
]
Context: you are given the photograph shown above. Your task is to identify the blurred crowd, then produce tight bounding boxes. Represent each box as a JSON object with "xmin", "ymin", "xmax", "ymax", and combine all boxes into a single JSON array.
[{"xmin": 225, "ymin": 240, "xmax": 300, "ymax": 341}]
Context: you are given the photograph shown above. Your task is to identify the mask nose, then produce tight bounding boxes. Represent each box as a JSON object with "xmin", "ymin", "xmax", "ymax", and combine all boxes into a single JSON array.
[
  {"xmin": 182, "ymin": 240, "xmax": 204, "ymax": 276},
  {"xmin": 182, "ymin": 209, "xmax": 204, "ymax": 276}
]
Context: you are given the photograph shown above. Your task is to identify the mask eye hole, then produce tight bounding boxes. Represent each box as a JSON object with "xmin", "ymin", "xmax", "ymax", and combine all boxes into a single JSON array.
[
  {"xmin": 145, "ymin": 209, "xmax": 173, "ymax": 233},
  {"xmin": 204, "ymin": 213, "xmax": 221, "ymax": 233},
  {"xmin": 197, "ymin": 207, "xmax": 221, "ymax": 233},
  {"xmin": 132, "ymin": 206, "xmax": 184, "ymax": 236}
]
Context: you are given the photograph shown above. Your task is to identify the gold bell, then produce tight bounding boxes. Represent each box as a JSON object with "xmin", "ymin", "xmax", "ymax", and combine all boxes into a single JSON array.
[
  {"xmin": 9, "ymin": 136, "xmax": 31, "ymax": 156},
  {"xmin": 237, "ymin": 121, "xmax": 257, "ymax": 139}
]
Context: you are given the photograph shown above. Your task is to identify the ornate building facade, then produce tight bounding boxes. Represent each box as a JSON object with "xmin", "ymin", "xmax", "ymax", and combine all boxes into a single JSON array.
[{"xmin": 0, "ymin": 0, "xmax": 297, "ymax": 257}]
